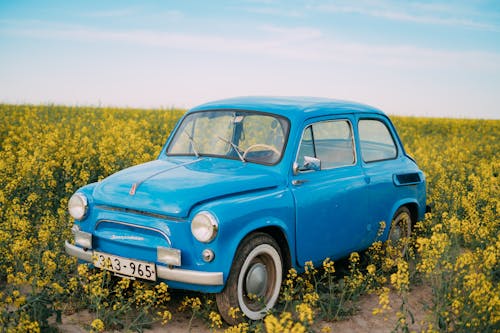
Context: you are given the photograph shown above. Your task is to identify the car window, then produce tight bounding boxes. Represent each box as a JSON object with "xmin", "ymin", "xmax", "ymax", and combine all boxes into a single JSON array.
[
  {"xmin": 358, "ymin": 119, "xmax": 397, "ymax": 162},
  {"xmin": 297, "ymin": 120, "xmax": 355, "ymax": 170},
  {"xmin": 169, "ymin": 113, "xmax": 233, "ymax": 156},
  {"xmin": 238, "ymin": 114, "xmax": 286, "ymax": 153},
  {"xmin": 167, "ymin": 111, "xmax": 289, "ymax": 165}
]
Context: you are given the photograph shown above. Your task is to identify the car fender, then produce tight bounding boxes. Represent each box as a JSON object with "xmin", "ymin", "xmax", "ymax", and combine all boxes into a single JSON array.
[
  {"xmin": 384, "ymin": 198, "xmax": 421, "ymax": 240},
  {"xmin": 226, "ymin": 216, "xmax": 295, "ymax": 269},
  {"xmin": 190, "ymin": 187, "xmax": 296, "ymax": 284}
]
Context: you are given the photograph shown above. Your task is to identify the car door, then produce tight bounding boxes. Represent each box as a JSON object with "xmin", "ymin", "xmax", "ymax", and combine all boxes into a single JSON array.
[
  {"xmin": 291, "ymin": 116, "xmax": 376, "ymax": 266},
  {"xmin": 356, "ymin": 116, "xmax": 404, "ymax": 232}
]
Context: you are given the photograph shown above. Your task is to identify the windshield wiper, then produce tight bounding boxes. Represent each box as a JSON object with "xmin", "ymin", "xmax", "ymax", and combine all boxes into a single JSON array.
[
  {"xmin": 183, "ymin": 130, "xmax": 200, "ymax": 158},
  {"xmin": 217, "ymin": 136, "xmax": 245, "ymax": 162}
]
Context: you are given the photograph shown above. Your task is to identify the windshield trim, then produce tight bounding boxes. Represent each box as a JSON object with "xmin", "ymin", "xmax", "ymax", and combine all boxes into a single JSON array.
[{"xmin": 165, "ymin": 109, "xmax": 291, "ymax": 166}]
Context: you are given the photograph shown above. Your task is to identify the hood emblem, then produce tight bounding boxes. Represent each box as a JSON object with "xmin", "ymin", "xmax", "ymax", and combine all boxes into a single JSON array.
[
  {"xmin": 129, "ymin": 183, "xmax": 137, "ymax": 195},
  {"xmin": 128, "ymin": 158, "xmax": 202, "ymax": 196}
]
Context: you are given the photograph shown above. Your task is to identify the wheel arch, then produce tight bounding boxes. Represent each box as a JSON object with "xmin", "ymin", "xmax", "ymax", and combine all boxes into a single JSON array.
[
  {"xmin": 403, "ymin": 202, "xmax": 419, "ymax": 228},
  {"xmin": 252, "ymin": 226, "xmax": 292, "ymax": 273},
  {"xmin": 231, "ymin": 226, "xmax": 292, "ymax": 275},
  {"xmin": 390, "ymin": 199, "xmax": 420, "ymax": 228}
]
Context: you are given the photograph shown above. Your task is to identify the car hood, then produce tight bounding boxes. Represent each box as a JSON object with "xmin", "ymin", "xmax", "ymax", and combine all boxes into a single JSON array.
[{"xmin": 92, "ymin": 157, "xmax": 281, "ymax": 218}]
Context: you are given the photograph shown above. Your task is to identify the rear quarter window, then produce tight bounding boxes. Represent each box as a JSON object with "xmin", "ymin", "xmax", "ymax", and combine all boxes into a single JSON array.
[{"xmin": 358, "ymin": 119, "xmax": 397, "ymax": 162}]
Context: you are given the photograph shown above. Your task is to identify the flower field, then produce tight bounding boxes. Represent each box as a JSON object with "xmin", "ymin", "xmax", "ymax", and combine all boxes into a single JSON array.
[{"xmin": 0, "ymin": 104, "xmax": 498, "ymax": 332}]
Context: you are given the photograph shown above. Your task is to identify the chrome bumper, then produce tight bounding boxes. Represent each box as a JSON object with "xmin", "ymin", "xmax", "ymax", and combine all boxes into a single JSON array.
[{"xmin": 64, "ymin": 241, "xmax": 224, "ymax": 286}]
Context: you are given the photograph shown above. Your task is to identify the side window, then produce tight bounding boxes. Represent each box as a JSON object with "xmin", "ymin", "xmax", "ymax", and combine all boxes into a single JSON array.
[
  {"xmin": 297, "ymin": 120, "xmax": 355, "ymax": 170},
  {"xmin": 358, "ymin": 119, "xmax": 397, "ymax": 162}
]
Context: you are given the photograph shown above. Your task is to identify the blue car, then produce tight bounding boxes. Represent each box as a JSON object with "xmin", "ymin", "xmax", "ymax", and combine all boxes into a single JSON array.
[{"xmin": 65, "ymin": 97, "xmax": 426, "ymax": 323}]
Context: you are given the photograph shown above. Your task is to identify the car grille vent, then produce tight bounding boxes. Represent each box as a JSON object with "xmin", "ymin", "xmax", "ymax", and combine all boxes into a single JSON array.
[
  {"xmin": 96, "ymin": 205, "xmax": 185, "ymax": 222},
  {"xmin": 95, "ymin": 220, "xmax": 172, "ymax": 247}
]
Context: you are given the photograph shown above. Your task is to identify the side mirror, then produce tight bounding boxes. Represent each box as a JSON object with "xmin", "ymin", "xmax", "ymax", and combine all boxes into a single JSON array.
[
  {"xmin": 303, "ymin": 156, "xmax": 321, "ymax": 171},
  {"xmin": 294, "ymin": 156, "xmax": 321, "ymax": 175}
]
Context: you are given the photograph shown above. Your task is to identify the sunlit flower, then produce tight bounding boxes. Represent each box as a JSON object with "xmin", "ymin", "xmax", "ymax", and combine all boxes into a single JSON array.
[{"xmin": 90, "ymin": 318, "xmax": 105, "ymax": 332}]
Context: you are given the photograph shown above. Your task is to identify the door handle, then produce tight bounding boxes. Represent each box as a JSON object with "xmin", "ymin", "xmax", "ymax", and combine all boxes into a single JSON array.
[{"xmin": 292, "ymin": 179, "xmax": 309, "ymax": 186}]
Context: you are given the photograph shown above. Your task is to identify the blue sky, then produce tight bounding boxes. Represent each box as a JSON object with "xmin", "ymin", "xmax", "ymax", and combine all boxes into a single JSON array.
[{"xmin": 1, "ymin": 0, "xmax": 499, "ymax": 118}]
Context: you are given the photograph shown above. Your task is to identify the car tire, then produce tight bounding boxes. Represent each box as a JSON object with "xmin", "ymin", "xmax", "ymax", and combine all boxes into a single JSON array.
[
  {"xmin": 216, "ymin": 232, "xmax": 282, "ymax": 325},
  {"xmin": 388, "ymin": 206, "xmax": 413, "ymax": 257}
]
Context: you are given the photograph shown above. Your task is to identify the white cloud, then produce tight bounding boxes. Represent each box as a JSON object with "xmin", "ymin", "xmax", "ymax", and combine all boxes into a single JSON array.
[
  {"xmin": 314, "ymin": 0, "xmax": 500, "ymax": 32},
  {"xmin": 240, "ymin": 6, "xmax": 305, "ymax": 18},
  {"xmin": 2, "ymin": 19, "xmax": 500, "ymax": 72},
  {"xmin": 80, "ymin": 8, "xmax": 140, "ymax": 18},
  {"xmin": 258, "ymin": 24, "xmax": 323, "ymax": 41}
]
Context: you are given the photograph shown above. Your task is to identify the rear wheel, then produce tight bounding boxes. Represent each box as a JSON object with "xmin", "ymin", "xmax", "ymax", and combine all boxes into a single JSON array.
[
  {"xmin": 216, "ymin": 233, "xmax": 282, "ymax": 325},
  {"xmin": 387, "ymin": 206, "xmax": 413, "ymax": 257}
]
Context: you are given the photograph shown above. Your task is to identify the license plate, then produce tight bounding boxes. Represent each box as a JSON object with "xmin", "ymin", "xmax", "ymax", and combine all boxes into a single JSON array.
[{"xmin": 94, "ymin": 251, "xmax": 156, "ymax": 281}]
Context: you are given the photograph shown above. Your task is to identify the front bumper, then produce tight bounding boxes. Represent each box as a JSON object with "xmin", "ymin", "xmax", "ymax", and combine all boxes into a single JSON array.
[{"xmin": 64, "ymin": 241, "xmax": 224, "ymax": 286}]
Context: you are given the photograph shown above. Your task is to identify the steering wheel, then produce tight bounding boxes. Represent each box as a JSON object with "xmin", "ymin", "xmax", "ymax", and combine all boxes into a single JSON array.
[{"xmin": 242, "ymin": 144, "xmax": 280, "ymax": 160}]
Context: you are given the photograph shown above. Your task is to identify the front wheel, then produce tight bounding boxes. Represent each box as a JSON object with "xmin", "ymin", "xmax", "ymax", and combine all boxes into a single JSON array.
[{"xmin": 216, "ymin": 233, "xmax": 282, "ymax": 325}]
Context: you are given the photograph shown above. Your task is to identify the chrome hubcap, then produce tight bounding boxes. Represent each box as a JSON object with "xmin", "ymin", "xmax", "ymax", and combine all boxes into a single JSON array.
[
  {"xmin": 245, "ymin": 263, "xmax": 268, "ymax": 297},
  {"xmin": 390, "ymin": 225, "xmax": 402, "ymax": 242},
  {"xmin": 391, "ymin": 213, "xmax": 409, "ymax": 242}
]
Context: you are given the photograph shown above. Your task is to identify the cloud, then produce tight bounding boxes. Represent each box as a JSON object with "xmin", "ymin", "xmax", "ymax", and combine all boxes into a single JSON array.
[
  {"xmin": 2, "ymin": 19, "xmax": 500, "ymax": 71},
  {"xmin": 314, "ymin": 0, "xmax": 500, "ymax": 32},
  {"xmin": 258, "ymin": 24, "xmax": 323, "ymax": 41},
  {"xmin": 78, "ymin": 7, "xmax": 185, "ymax": 22},
  {"xmin": 80, "ymin": 8, "xmax": 140, "ymax": 18},
  {"xmin": 0, "ymin": 20, "xmax": 322, "ymax": 59},
  {"xmin": 240, "ymin": 6, "xmax": 305, "ymax": 18}
]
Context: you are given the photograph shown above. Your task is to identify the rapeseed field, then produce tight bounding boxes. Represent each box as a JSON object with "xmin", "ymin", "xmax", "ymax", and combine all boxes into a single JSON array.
[{"xmin": 0, "ymin": 104, "xmax": 498, "ymax": 332}]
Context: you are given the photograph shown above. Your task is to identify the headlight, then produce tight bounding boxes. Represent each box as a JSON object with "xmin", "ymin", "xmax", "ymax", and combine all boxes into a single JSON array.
[
  {"xmin": 68, "ymin": 193, "xmax": 88, "ymax": 220},
  {"xmin": 191, "ymin": 211, "xmax": 218, "ymax": 243}
]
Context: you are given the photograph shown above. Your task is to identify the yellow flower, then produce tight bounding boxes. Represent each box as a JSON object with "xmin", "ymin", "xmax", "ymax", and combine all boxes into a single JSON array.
[
  {"xmin": 118, "ymin": 277, "xmax": 130, "ymax": 290},
  {"xmin": 264, "ymin": 313, "xmax": 281, "ymax": 333},
  {"xmin": 303, "ymin": 292, "xmax": 319, "ymax": 306},
  {"xmin": 372, "ymin": 287, "xmax": 391, "ymax": 315},
  {"xmin": 1, "ymin": 105, "xmax": 499, "ymax": 332},
  {"xmin": 8, "ymin": 313, "xmax": 40, "ymax": 333},
  {"xmin": 51, "ymin": 282, "xmax": 64, "ymax": 294},
  {"xmin": 158, "ymin": 310, "xmax": 172, "ymax": 325},
  {"xmin": 178, "ymin": 296, "xmax": 202, "ymax": 312},
  {"xmin": 224, "ymin": 322, "xmax": 249, "ymax": 333},
  {"xmin": 264, "ymin": 312, "xmax": 306, "ymax": 333},
  {"xmin": 77, "ymin": 264, "xmax": 89, "ymax": 276},
  {"xmin": 321, "ymin": 325, "xmax": 332, "ymax": 333},
  {"xmin": 377, "ymin": 221, "xmax": 386, "ymax": 237},
  {"xmin": 322, "ymin": 257, "xmax": 335, "ymax": 274},
  {"xmin": 351, "ymin": 252, "xmax": 360, "ymax": 262},
  {"xmin": 390, "ymin": 260, "xmax": 409, "ymax": 293},
  {"xmin": 209, "ymin": 311, "xmax": 223, "ymax": 328},
  {"xmin": 304, "ymin": 261, "xmax": 316, "ymax": 275},
  {"xmin": 228, "ymin": 306, "xmax": 241, "ymax": 319},
  {"xmin": 296, "ymin": 303, "xmax": 314, "ymax": 325},
  {"xmin": 90, "ymin": 318, "xmax": 105, "ymax": 333}
]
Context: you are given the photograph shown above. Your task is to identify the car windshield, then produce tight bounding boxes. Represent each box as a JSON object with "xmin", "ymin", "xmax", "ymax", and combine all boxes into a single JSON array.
[{"xmin": 167, "ymin": 110, "xmax": 289, "ymax": 165}]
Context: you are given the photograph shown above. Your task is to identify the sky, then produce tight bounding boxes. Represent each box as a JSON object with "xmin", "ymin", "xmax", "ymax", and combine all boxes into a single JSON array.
[{"xmin": 1, "ymin": 0, "xmax": 499, "ymax": 119}]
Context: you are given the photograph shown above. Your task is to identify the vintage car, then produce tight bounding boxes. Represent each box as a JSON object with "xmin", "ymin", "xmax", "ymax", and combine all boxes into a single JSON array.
[{"xmin": 65, "ymin": 96, "xmax": 427, "ymax": 323}]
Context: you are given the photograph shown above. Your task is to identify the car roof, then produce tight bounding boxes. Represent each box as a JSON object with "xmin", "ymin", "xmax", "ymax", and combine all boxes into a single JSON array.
[{"xmin": 189, "ymin": 96, "xmax": 386, "ymax": 122}]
